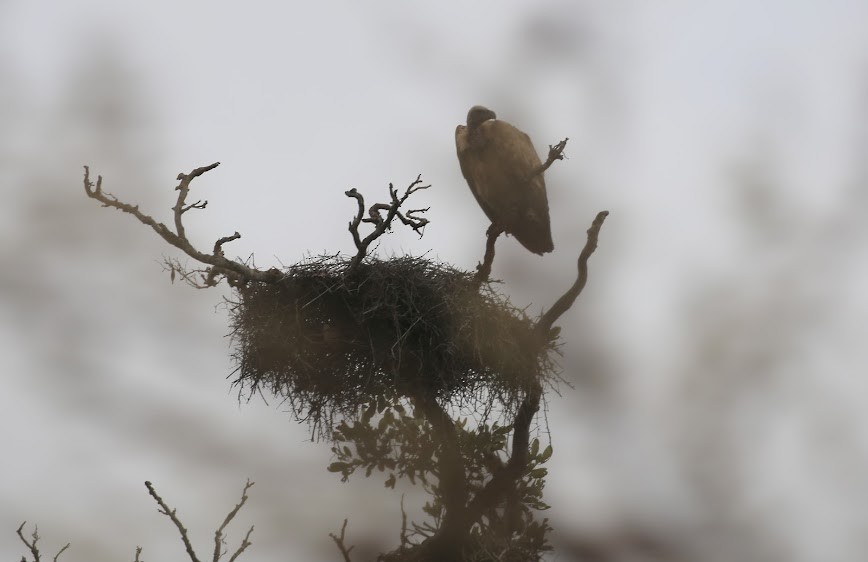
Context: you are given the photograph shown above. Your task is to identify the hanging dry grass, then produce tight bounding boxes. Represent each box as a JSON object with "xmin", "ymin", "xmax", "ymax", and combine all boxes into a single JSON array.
[{"xmin": 228, "ymin": 255, "xmax": 556, "ymax": 433}]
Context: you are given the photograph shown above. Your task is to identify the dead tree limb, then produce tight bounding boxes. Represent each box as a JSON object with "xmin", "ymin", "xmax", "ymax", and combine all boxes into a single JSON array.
[
  {"xmin": 462, "ymin": 379, "xmax": 542, "ymax": 533},
  {"xmin": 529, "ymin": 138, "xmax": 569, "ymax": 181},
  {"xmin": 83, "ymin": 164, "xmax": 282, "ymax": 288},
  {"xmin": 16, "ymin": 522, "xmax": 70, "ymax": 562},
  {"xmin": 145, "ymin": 481, "xmax": 202, "ymax": 562},
  {"xmin": 537, "ymin": 210, "xmax": 609, "ymax": 336},
  {"xmin": 329, "ymin": 519, "xmax": 354, "ymax": 562},
  {"xmin": 214, "ymin": 480, "xmax": 255, "ymax": 562},
  {"xmin": 145, "ymin": 480, "xmax": 255, "ymax": 562},
  {"xmin": 345, "ymin": 176, "xmax": 430, "ymax": 270},
  {"xmin": 473, "ymin": 224, "xmax": 504, "ymax": 288}
]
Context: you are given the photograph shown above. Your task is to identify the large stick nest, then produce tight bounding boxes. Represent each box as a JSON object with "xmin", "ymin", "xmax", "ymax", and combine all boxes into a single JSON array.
[{"xmin": 229, "ymin": 255, "xmax": 555, "ymax": 432}]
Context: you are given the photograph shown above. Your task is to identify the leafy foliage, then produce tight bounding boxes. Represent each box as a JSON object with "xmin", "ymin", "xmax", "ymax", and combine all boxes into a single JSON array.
[{"xmin": 328, "ymin": 397, "xmax": 554, "ymax": 560}]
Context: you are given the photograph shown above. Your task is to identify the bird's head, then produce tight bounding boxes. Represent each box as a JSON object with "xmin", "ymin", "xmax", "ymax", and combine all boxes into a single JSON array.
[{"xmin": 466, "ymin": 105, "xmax": 497, "ymax": 130}]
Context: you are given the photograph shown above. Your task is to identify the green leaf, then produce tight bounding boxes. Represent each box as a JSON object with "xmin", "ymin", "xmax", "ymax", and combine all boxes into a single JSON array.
[
  {"xmin": 540, "ymin": 445, "xmax": 553, "ymax": 463},
  {"xmin": 529, "ymin": 467, "xmax": 548, "ymax": 478},
  {"xmin": 530, "ymin": 438, "xmax": 540, "ymax": 458},
  {"xmin": 327, "ymin": 462, "xmax": 349, "ymax": 473}
]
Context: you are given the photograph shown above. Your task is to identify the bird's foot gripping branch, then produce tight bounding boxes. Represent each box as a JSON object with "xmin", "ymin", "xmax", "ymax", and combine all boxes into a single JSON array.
[{"xmin": 81, "ymin": 163, "xmax": 608, "ymax": 562}]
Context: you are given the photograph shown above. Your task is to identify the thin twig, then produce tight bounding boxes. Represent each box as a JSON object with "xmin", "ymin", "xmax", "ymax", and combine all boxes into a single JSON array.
[
  {"xmin": 133, "ymin": 546, "xmax": 144, "ymax": 562},
  {"xmin": 16, "ymin": 522, "xmax": 69, "ymax": 562},
  {"xmin": 537, "ymin": 210, "xmax": 609, "ymax": 335},
  {"xmin": 144, "ymin": 481, "xmax": 202, "ymax": 562},
  {"xmin": 16, "ymin": 522, "xmax": 40, "ymax": 562},
  {"xmin": 329, "ymin": 519, "xmax": 354, "ymax": 562},
  {"xmin": 52, "ymin": 544, "xmax": 70, "ymax": 562},
  {"xmin": 213, "ymin": 480, "xmax": 255, "ymax": 562}
]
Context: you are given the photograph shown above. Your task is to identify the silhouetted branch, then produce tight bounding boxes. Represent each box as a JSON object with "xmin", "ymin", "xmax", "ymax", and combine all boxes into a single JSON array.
[
  {"xmin": 145, "ymin": 479, "xmax": 255, "ymax": 562},
  {"xmin": 329, "ymin": 519, "xmax": 354, "ymax": 562},
  {"xmin": 345, "ymin": 175, "xmax": 430, "ymax": 270},
  {"xmin": 473, "ymin": 224, "xmax": 504, "ymax": 287},
  {"xmin": 537, "ymin": 211, "xmax": 609, "ymax": 335},
  {"xmin": 463, "ymin": 380, "xmax": 542, "ymax": 530},
  {"xmin": 16, "ymin": 522, "xmax": 69, "ymax": 562},
  {"xmin": 83, "ymin": 164, "xmax": 281, "ymax": 288},
  {"xmin": 213, "ymin": 480, "xmax": 255, "ymax": 562},
  {"xmin": 529, "ymin": 138, "xmax": 569, "ymax": 180},
  {"xmin": 399, "ymin": 495, "xmax": 410, "ymax": 549},
  {"xmin": 145, "ymin": 481, "xmax": 202, "ymax": 562},
  {"xmin": 133, "ymin": 546, "xmax": 144, "ymax": 562}
]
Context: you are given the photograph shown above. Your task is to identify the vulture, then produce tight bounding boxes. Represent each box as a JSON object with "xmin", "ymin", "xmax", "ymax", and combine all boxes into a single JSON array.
[{"xmin": 455, "ymin": 105, "xmax": 554, "ymax": 254}]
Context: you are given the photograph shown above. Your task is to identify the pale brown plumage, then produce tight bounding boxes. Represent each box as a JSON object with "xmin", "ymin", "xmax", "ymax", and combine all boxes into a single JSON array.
[{"xmin": 455, "ymin": 105, "xmax": 554, "ymax": 255}]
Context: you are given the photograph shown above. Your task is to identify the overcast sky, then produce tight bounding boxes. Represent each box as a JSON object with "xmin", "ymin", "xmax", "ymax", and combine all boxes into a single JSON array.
[{"xmin": 2, "ymin": 1, "xmax": 868, "ymax": 561}]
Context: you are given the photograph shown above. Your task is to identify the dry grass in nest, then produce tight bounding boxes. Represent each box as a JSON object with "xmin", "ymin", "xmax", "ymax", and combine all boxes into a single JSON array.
[{"xmin": 228, "ymin": 255, "xmax": 555, "ymax": 434}]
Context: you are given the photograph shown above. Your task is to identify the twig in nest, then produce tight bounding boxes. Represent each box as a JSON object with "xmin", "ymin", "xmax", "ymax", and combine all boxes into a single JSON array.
[
  {"xmin": 537, "ymin": 210, "xmax": 609, "ymax": 336},
  {"xmin": 345, "ymin": 175, "xmax": 430, "ymax": 270},
  {"xmin": 83, "ymin": 164, "xmax": 281, "ymax": 288},
  {"xmin": 329, "ymin": 519, "xmax": 355, "ymax": 562}
]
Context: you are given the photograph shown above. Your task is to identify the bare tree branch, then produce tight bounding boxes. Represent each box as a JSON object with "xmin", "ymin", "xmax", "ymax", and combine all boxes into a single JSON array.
[
  {"xmin": 16, "ymin": 522, "xmax": 69, "ymax": 562},
  {"xmin": 144, "ymin": 480, "xmax": 255, "ymax": 562},
  {"xmin": 537, "ymin": 210, "xmax": 609, "ymax": 335},
  {"xmin": 473, "ymin": 224, "xmax": 504, "ymax": 287},
  {"xmin": 133, "ymin": 546, "xmax": 144, "ymax": 562},
  {"xmin": 329, "ymin": 519, "xmax": 354, "ymax": 562},
  {"xmin": 529, "ymin": 138, "xmax": 569, "ymax": 181},
  {"xmin": 83, "ymin": 164, "xmax": 282, "ymax": 287},
  {"xmin": 145, "ymin": 481, "xmax": 202, "ymax": 562},
  {"xmin": 462, "ymin": 379, "xmax": 542, "ymax": 533},
  {"xmin": 213, "ymin": 480, "xmax": 255, "ymax": 562},
  {"xmin": 345, "ymin": 175, "xmax": 430, "ymax": 270}
]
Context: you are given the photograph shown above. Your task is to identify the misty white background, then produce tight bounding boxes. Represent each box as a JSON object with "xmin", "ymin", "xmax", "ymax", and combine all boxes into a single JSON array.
[{"xmin": 2, "ymin": 1, "xmax": 868, "ymax": 560}]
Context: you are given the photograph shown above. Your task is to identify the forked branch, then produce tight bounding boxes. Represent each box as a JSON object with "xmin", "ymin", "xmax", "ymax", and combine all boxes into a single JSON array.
[
  {"xmin": 329, "ymin": 519, "xmax": 355, "ymax": 562},
  {"xmin": 16, "ymin": 522, "xmax": 70, "ymax": 562},
  {"xmin": 83, "ymin": 164, "xmax": 281, "ymax": 288},
  {"xmin": 145, "ymin": 480, "xmax": 255, "ymax": 562},
  {"xmin": 529, "ymin": 138, "xmax": 569, "ymax": 180},
  {"xmin": 345, "ymin": 175, "xmax": 430, "ymax": 270}
]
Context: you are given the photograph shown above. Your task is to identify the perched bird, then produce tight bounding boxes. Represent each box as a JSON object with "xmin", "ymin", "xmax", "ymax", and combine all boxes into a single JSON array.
[{"xmin": 455, "ymin": 106, "xmax": 554, "ymax": 254}]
